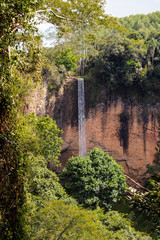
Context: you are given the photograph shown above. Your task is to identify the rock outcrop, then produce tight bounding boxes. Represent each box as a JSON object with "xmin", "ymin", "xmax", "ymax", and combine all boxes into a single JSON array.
[
  {"xmin": 52, "ymin": 79, "xmax": 160, "ymax": 185},
  {"xmin": 27, "ymin": 78, "xmax": 160, "ymax": 186},
  {"xmin": 25, "ymin": 80, "xmax": 48, "ymax": 116}
]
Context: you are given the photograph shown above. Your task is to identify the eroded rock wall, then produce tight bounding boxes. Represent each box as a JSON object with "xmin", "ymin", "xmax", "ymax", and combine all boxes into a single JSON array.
[
  {"xmin": 26, "ymin": 78, "xmax": 160, "ymax": 185},
  {"xmin": 25, "ymin": 80, "xmax": 48, "ymax": 116},
  {"xmin": 53, "ymin": 79, "xmax": 160, "ymax": 185}
]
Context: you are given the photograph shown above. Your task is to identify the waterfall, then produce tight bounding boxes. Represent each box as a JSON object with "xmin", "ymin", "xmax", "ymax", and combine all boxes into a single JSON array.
[{"xmin": 78, "ymin": 78, "xmax": 86, "ymax": 157}]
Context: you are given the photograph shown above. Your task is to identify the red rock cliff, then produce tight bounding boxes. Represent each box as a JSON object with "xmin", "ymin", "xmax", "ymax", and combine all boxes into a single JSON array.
[
  {"xmin": 27, "ymin": 78, "xmax": 160, "ymax": 185},
  {"xmin": 51, "ymin": 79, "xmax": 160, "ymax": 185}
]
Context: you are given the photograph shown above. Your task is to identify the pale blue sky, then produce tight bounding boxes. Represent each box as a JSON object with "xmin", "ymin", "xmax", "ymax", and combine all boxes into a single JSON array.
[{"xmin": 105, "ymin": 0, "xmax": 160, "ymax": 18}]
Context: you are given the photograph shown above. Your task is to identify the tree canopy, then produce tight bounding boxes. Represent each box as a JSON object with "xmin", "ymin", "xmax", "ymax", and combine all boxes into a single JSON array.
[
  {"xmin": 59, "ymin": 148, "xmax": 127, "ymax": 210},
  {"xmin": 0, "ymin": 1, "xmax": 159, "ymax": 239}
]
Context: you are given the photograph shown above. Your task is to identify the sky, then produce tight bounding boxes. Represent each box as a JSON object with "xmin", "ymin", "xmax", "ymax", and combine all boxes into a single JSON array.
[{"xmin": 105, "ymin": 0, "xmax": 160, "ymax": 18}]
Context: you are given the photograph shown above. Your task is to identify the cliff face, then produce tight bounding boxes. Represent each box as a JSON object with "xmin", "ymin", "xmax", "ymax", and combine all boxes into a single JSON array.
[
  {"xmin": 84, "ymin": 101, "xmax": 159, "ymax": 184},
  {"xmin": 52, "ymin": 79, "xmax": 160, "ymax": 184},
  {"xmin": 25, "ymin": 80, "xmax": 48, "ymax": 116},
  {"xmin": 27, "ymin": 78, "xmax": 160, "ymax": 185}
]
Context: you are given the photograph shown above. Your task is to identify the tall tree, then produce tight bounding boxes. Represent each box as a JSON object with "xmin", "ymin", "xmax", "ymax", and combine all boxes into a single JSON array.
[{"xmin": 0, "ymin": 0, "xmax": 107, "ymax": 239}]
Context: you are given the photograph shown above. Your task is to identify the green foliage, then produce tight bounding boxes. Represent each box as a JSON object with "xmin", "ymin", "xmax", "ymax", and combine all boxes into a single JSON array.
[
  {"xmin": 83, "ymin": 12, "xmax": 160, "ymax": 102},
  {"xmin": 59, "ymin": 148, "xmax": 127, "ymax": 210},
  {"xmin": 27, "ymin": 199, "xmax": 150, "ymax": 240},
  {"xmin": 0, "ymin": 4, "xmax": 44, "ymax": 237},
  {"xmin": 17, "ymin": 114, "xmax": 72, "ymax": 238},
  {"xmin": 116, "ymin": 143, "xmax": 160, "ymax": 239},
  {"xmin": 127, "ymin": 181, "xmax": 160, "ymax": 239},
  {"xmin": 0, "ymin": 0, "xmax": 110, "ymax": 238},
  {"xmin": 0, "ymin": 129, "xmax": 26, "ymax": 240},
  {"xmin": 99, "ymin": 210, "xmax": 151, "ymax": 240},
  {"xmin": 35, "ymin": 115, "xmax": 62, "ymax": 163},
  {"xmin": 18, "ymin": 114, "xmax": 63, "ymax": 166},
  {"xmin": 26, "ymin": 154, "xmax": 73, "ymax": 205},
  {"xmin": 146, "ymin": 164, "xmax": 160, "ymax": 182},
  {"xmin": 1, "ymin": 1, "xmax": 159, "ymax": 239},
  {"xmin": 120, "ymin": 12, "xmax": 160, "ymax": 38},
  {"xmin": 29, "ymin": 200, "xmax": 107, "ymax": 240},
  {"xmin": 86, "ymin": 30, "xmax": 146, "ymax": 90},
  {"xmin": 0, "ymin": 112, "xmax": 64, "ymax": 239},
  {"xmin": 22, "ymin": 133, "xmax": 150, "ymax": 239},
  {"xmin": 55, "ymin": 48, "xmax": 78, "ymax": 71},
  {"xmin": 127, "ymin": 142, "xmax": 160, "ymax": 240},
  {"xmin": 42, "ymin": 52, "xmax": 66, "ymax": 93},
  {"xmin": 19, "ymin": 116, "xmax": 75, "ymax": 238}
]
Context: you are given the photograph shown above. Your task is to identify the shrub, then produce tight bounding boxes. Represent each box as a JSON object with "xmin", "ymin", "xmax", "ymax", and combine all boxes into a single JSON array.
[
  {"xmin": 59, "ymin": 148, "xmax": 127, "ymax": 210},
  {"xmin": 55, "ymin": 48, "xmax": 78, "ymax": 71},
  {"xmin": 30, "ymin": 200, "xmax": 107, "ymax": 240}
]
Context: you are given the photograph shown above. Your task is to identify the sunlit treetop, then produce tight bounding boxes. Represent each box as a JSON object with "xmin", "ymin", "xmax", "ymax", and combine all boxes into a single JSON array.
[{"xmin": 0, "ymin": 0, "xmax": 106, "ymax": 43}]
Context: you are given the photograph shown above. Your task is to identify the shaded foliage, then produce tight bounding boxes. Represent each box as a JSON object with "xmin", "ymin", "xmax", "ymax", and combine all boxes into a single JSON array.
[
  {"xmin": 127, "ymin": 180, "xmax": 160, "ymax": 239},
  {"xmin": 83, "ymin": 12, "xmax": 160, "ymax": 104},
  {"xmin": 125, "ymin": 143, "xmax": 160, "ymax": 239},
  {"xmin": 99, "ymin": 210, "xmax": 151, "ymax": 240}
]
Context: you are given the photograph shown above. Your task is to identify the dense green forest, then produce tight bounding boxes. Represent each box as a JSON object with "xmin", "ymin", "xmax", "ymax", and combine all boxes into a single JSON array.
[
  {"xmin": 0, "ymin": 0, "xmax": 160, "ymax": 239},
  {"xmin": 45, "ymin": 11, "xmax": 160, "ymax": 104}
]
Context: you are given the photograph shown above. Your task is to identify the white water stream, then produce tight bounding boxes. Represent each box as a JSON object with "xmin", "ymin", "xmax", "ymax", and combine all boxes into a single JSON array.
[{"xmin": 78, "ymin": 78, "xmax": 86, "ymax": 157}]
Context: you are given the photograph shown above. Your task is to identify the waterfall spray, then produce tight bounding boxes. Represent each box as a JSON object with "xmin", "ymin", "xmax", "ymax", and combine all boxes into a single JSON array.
[{"xmin": 78, "ymin": 78, "xmax": 86, "ymax": 157}]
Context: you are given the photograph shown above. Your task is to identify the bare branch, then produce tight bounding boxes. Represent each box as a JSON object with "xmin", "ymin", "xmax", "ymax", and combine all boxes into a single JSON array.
[
  {"xmin": 36, "ymin": 9, "xmax": 83, "ymax": 23},
  {"xmin": 125, "ymin": 174, "xmax": 150, "ymax": 192}
]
